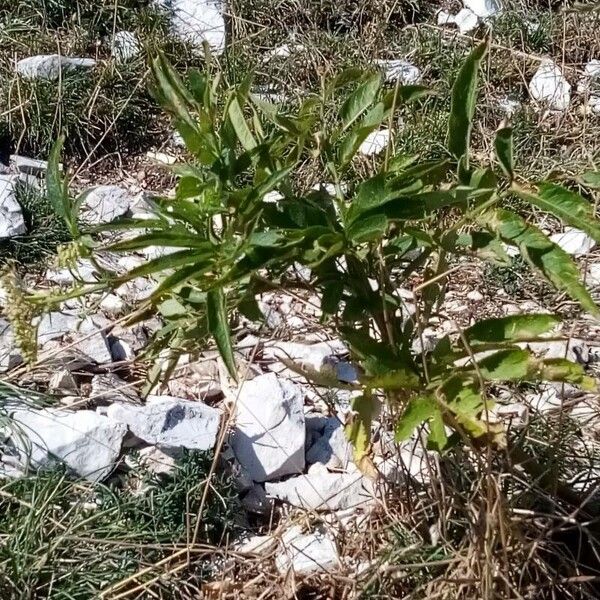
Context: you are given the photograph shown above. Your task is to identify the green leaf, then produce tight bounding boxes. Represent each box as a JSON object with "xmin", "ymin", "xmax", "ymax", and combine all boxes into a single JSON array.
[
  {"xmin": 476, "ymin": 348, "xmax": 532, "ymax": 380},
  {"xmin": 341, "ymin": 73, "xmax": 381, "ymax": 130},
  {"xmin": 580, "ymin": 171, "xmax": 600, "ymax": 189},
  {"xmin": 47, "ymin": 137, "xmax": 77, "ymax": 237},
  {"xmin": 321, "ymin": 280, "xmax": 344, "ymax": 315},
  {"xmin": 107, "ymin": 231, "xmax": 213, "ymax": 252},
  {"xmin": 346, "ymin": 213, "xmax": 388, "ymax": 243},
  {"xmin": 447, "ymin": 38, "xmax": 489, "ymax": 160},
  {"xmin": 427, "ymin": 409, "xmax": 448, "ymax": 451},
  {"xmin": 537, "ymin": 358, "xmax": 597, "ymax": 391},
  {"xmin": 481, "ymin": 209, "xmax": 599, "ymax": 317},
  {"xmin": 494, "ymin": 127, "xmax": 514, "ymax": 181},
  {"xmin": 346, "ymin": 393, "xmax": 376, "ymax": 464},
  {"xmin": 465, "ymin": 314, "xmax": 560, "ymax": 345},
  {"xmin": 228, "ymin": 96, "xmax": 257, "ymax": 152},
  {"xmin": 395, "ymin": 396, "xmax": 437, "ymax": 442},
  {"xmin": 513, "ymin": 182, "xmax": 600, "ymax": 243},
  {"xmin": 207, "ymin": 288, "xmax": 237, "ymax": 382}
]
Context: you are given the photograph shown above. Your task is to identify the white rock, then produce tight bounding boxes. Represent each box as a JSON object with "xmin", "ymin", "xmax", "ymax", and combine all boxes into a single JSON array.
[
  {"xmin": 10, "ymin": 155, "xmax": 49, "ymax": 177},
  {"xmin": 305, "ymin": 417, "xmax": 353, "ymax": 471},
  {"xmin": 375, "ymin": 60, "xmax": 421, "ymax": 84},
  {"xmin": 464, "ymin": 0, "xmax": 502, "ymax": 18},
  {"xmin": 234, "ymin": 534, "xmax": 277, "ymax": 555},
  {"xmin": 105, "ymin": 395, "xmax": 221, "ymax": 450},
  {"xmin": 437, "ymin": 10, "xmax": 455, "ymax": 26},
  {"xmin": 0, "ymin": 176, "xmax": 26, "ymax": 238},
  {"xmin": 549, "ymin": 228, "xmax": 595, "ymax": 256},
  {"xmin": 48, "ymin": 369, "xmax": 78, "ymax": 394},
  {"xmin": 90, "ymin": 373, "xmax": 140, "ymax": 405},
  {"xmin": 358, "ymin": 129, "xmax": 391, "ymax": 156},
  {"xmin": 0, "ymin": 319, "xmax": 21, "ymax": 372},
  {"xmin": 74, "ymin": 318, "xmax": 113, "ymax": 364},
  {"xmin": 80, "ymin": 185, "xmax": 132, "ymax": 225},
  {"xmin": 264, "ymin": 339, "xmax": 347, "ymax": 373},
  {"xmin": 137, "ymin": 445, "xmax": 180, "ymax": 476},
  {"xmin": 454, "ymin": 8, "xmax": 480, "ymax": 33},
  {"xmin": 8, "ymin": 407, "xmax": 126, "ymax": 481},
  {"xmin": 276, "ymin": 526, "xmax": 340, "ymax": 575},
  {"xmin": 16, "ymin": 55, "xmax": 96, "ymax": 80},
  {"xmin": 160, "ymin": 0, "xmax": 226, "ymax": 52},
  {"xmin": 525, "ymin": 386, "xmax": 562, "ymax": 413},
  {"xmin": 263, "ymin": 191, "xmax": 284, "ymax": 203},
  {"xmin": 466, "ymin": 290, "xmax": 484, "ymax": 301},
  {"xmin": 585, "ymin": 60, "xmax": 600, "ymax": 79},
  {"xmin": 36, "ymin": 311, "xmax": 80, "ymax": 344},
  {"xmin": 586, "ymin": 263, "xmax": 600, "ymax": 286},
  {"xmin": 112, "ymin": 31, "xmax": 141, "ymax": 63},
  {"xmin": 589, "ymin": 96, "xmax": 600, "ymax": 114},
  {"xmin": 265, "ymin": 470, "xmax": 374, "ymax": 511},
  {"xmin": 529, "ymin": 61, "xmax": 571, "ymax": 111},
  {"xmin": 230, "ymin": 373, "xmax": 305, "ymax": 482}
]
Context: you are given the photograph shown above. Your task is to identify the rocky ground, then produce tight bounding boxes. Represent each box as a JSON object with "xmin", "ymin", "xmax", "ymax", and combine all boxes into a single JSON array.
[{"xmin": 2, "ymin": 1, "xmax": 600, "ymax": 599}]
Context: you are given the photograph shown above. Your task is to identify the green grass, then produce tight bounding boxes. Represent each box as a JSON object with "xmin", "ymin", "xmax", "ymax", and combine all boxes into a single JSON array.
[
  {"xmin": 0, "ymin": 181, "xmax": 71, "ymax": 269},
  {"xmin": 0, "ymin": 449, "xmax": 240, "ymax": 599}
]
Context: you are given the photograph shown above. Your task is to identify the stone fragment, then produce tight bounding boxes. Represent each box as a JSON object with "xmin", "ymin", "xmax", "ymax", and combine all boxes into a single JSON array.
[
  {"xmin": 230, "ymin": 373, "xmax": 305, "ymax": 482},
  {"xmin": 0, "ymin": 319, "xmax": 21, "ymax": 372},
  {"xmin": 265, "ymin": 470, "xmax": 374, "ymax": 511},
  {"xmin": 358, "ymin": 129, "xmax": 391, "ymax": 156},
  {"xmin": 106, "ymin": 395, "xmax": 221, "ymax": 450},
  {"xmin": 305, "ymin": 417, "xmax": 353, "ymax": 471},
  {"xmin": 7, "ymin": 407, "xmax": 126, "ymax": 481},
  {"xmin": 464, "ymin": 0, "xmax": 502, "ymax": 18},
  {"xmin": 549, "ymin": 228, "xmax": 595, "ymax": 256},
  {"xmin": 80, "ymin": 185, "xmax": 132, "ymax": 225},
  {"xmin": 275, "ymin": 526, "xmax": 340, "ymax": 575},
  {"xmin": 16, "ymin": 55, "xmax": 96, "ymax": 80},
  {"xmin": 375, "ymin": 59, "xmax": 421, "ymax": 84},
  {"xmin": 10, "ymin": 155, "xmax": 48, "ymax": 177},
  {"xmin": 90, "ymin": 373, "xmax": 140, "ymax": 405},
  {"xmin": 529, "ymin": 61, "xmax": 571, "ymax": 111},
  {"xmin": 0, "ymin": 176, "xmax": 26, "ymax": 238},
  {"xmin": 112, "ymin": 31, "xmax": 141, "ymax": 63}
]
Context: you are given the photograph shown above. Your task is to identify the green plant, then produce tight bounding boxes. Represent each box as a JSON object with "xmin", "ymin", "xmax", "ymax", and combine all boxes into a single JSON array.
[
  {"xmin": 0, "ymin": 449, "xmax": 239, "ymax": 599},
  {"xmin": 32, "ymin": 40, "xmax": 600, "ymax": 471}
]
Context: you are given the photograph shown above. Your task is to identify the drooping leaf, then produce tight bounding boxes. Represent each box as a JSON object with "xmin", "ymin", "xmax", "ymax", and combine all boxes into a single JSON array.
[
  {"xmin": 465, "ymin": 314, "xmax": 561, "ymax": 345},
  {"xmin": 481, "ymin": 209, "xmax": 599, "ymax": 317},
  {"xmin": 536, "ymin": 358, "xmax": 597, "ymax": 391},
  {"xmin": 476, "ymin": 348, "xmax": 533, "ymax": 380},
  {"xmin": 346, "ymin": 393, "xmax": 376, "ymax": 465},
  {"xmin": 207, "ymin": 288, "xmax": 237, "ymax": 381},
  {"xmin": 513, "ymin": 182, "xmax": 600, "ymax": 243},
  {"xmin": 395, "ymin": 396, "xmax": 437, "ymax": 441},
  {"xmin": 494, "ymin": 127, "xmax": 514, "ymax": 181},
  {"xmin": 447, "ymin": 38, "xmax": 489, "ymax": 160}
]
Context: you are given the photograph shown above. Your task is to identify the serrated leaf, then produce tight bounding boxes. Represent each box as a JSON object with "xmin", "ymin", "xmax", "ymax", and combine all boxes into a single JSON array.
[
  {"xmin": 207, "ymin": 288, "xmax": 237, "ymax": 382},
  {"xmin": 341, "ymin": 73, "xmax": 381, "ymax": 130},
  {"xmin": 513, "ymin": 182, "xmax": 600, "ymax": 244},
  {"xmin": 481, "ymin": 208, "xmax": 599, "ymax": 317},
  {"xmin": 447, "ymin": 38, "xmax": 489, "ymax": 160},
  {"xmin": 395, "ymin": 396, "xmax": 437, "ymax": 441},
  {"xmin": 495, "ymin": 127, "xmax": 514, "ymax": 181},
  {"xmin": 465, "ymin": 314, "xmax": 560, "ymax": 345}
]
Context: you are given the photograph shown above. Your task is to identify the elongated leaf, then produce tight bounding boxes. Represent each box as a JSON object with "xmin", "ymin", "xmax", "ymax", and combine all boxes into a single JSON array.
[
  {"xmin": 537, "ymin": 358, "xmax": 596, "ymax": 391},
  {"xmin": 395, "ymin": 396, "xmax": 437, "ymax": 441},
  {"xmin": 228, "ymin": 96, "xmax": 257, "ymax": 152},
  {"xmin": 115, "ymin": 249, "xmax": 212, "ymax": 282},
  {"xmin": 341, "ymin": 73, "xmax": 381, "ymax": 130},
  {"xmin": 346, "ymin": 393, "xmax": 376, "ymax": 465},
  {"xmin": 447, "ymin": 39, "xmax": 489, "ymax": 160},
  {"xmin": 207, "ymin": 288, "xmax": 237, "ymax": 381},
  {"xmin": 427, "ymin": 409, "xmax": 448, "ymax": 450},
  {"xmin": 495, "ymin": 127, "xmax": 514, "ymax": 181},
  {"xmin": 107, "ymin": 231, "xmax": 213, "ymax": 251},
  {"xmin": 513, "ymin": 182, "xmax": 600, "ymax": 243},
  {"xmin": 476, "ymin": 348, "xmax": 533, "ymax": 380},
  {"xmin": 465, "ymin": 314, "xmax": 560, "ymax": 345},
  {"xmin": 47, "ymin": 137, "xmax": 77, "ymax": 237},
  {"xmin": 481, "ymin": 209, "xmax": 599, "ymax": 317}
]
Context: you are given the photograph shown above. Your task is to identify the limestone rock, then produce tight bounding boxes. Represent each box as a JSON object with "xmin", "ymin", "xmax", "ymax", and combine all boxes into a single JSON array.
[
  {"xmin": 276, "ymin": 526, "xmax": 340, "ymax": 575},
  {"xmin": 464, "ymin": 0, "xmax": 502, "ymax": 18},
  {"xmin": 230, "ymin": 373, "xmax": 305, "ymax": 482},
  {"xmin": 16, "ymin": 55, "xmax": 96, "ymax": 80},
  {"xmin": 529, "ymin": 61, "xmax": 571, "ymax": 111},
  {"xmin": 549, "ymin": 228, "xmax": 595, "ymax": 256},
  {"xmin": 305, "ymin": 417, "xmax": 353, "ymax": 471},
  {"xmin": 112, "ymin": 31, "xmax": 141, "ymax": 63},
  {"xmin": 106, "ymin": 395, "xmax": 221, "ymax": 450},
  {"xmin": 7, "ymin": 407, "xmax": 126, "ymax": 481},
  {"xmin": 375, "ymin": 60, "xmax": 421, "ymax": 84},
  {"xmin": 90, "ymin": 373, "xmax": 140, "ymax": 405},
  {"xmin": 80, "ymin": 185, "xmax": 132, "ymax": 225},
  {"xmin": 0, "ymin": 176, "xmax": 26, "ymax": 238},
  {"xmin": 10, "ymin": 155, "xmax": 48, "ymax": 177},
  {"xmin": 0, "ymin": 319, "xmax": 21, "ymax": 372},
  {"xmin": 358, "ymin": 129, "xmax": 391, "ymax": 156},
  {"xmin": 265, "ymin": 470, "xmax": 374, "ymax": 511}
]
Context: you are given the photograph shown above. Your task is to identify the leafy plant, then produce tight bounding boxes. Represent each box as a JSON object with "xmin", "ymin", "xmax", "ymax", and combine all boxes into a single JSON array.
[{"xmin": 33, "ymin": 41, "xmax": 600, "ymax": 466}]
